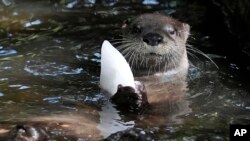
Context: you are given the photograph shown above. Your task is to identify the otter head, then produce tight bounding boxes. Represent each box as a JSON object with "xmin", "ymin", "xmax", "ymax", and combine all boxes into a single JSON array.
[{"xmin": 118, "ymin": 14, "xmax": 190, "ymax": 75}]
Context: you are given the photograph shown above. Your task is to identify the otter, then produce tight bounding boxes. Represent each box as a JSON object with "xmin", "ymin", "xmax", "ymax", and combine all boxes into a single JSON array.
[
  {"xmin": 3, "ymin": 14, "xmax": 191, "ymax": 140},
  {"xmin": 112, "ymin": 13, "xmax": 192, "ymax": 124}
]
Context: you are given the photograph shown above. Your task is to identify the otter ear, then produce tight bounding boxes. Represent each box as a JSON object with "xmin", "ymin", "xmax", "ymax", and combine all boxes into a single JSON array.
[
  {"xmin": 182, "ymin": 23, "xmax": 190, "ymax": 41},
  {"xmin": 122, "ymin": 18, "xmax": 131, "ymax": 29}
]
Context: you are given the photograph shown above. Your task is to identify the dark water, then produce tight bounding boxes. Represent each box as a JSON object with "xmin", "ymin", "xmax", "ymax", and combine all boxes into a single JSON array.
[{"xmin": 0, "ymin": 0, "xmax": 249, "ymax": 140}]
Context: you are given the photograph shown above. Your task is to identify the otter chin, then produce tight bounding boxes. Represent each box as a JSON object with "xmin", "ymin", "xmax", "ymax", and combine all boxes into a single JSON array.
[{"xmin": 117, "ymin": 13, "xmax": 190, "ymax": 76}]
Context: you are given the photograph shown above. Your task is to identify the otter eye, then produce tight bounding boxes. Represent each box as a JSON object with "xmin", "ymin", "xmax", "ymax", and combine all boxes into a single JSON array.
[
  {"xmin": 169, "ymin": 29, "xmax": 176, "ymax": 35},
  {"xmin": 165, "ymin": 26, "xmax": 176, "ymax": 36},
  {"xmin": 131, "ymin": 25, "xmax": 141, "ymax": 34}
]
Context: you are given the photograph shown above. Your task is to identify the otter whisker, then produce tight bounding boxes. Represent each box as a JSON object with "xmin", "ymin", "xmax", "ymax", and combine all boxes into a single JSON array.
[
  {"xmin": 134, "ymin": 49, "xmax": 140, "ymax": 68},
  {"xmin": 129, "ymin": 49, "xmax": 138, "ymax": 70},
  {"xmin": 173, "ymin": 50, "xmax": 179, "ymax": 69},
  {"xmin": 163, "ymin": 54, "xmax": 168, "ymax": 74},
  {"xmin": 117, "ymin": 43, "xmax": 135, "ymax": 52},
  {"xmin": 144, "ymin": 53, "xmax": 150, "ymax": 69},
  {"xmin": 109, "ymin": 39, "xmax": 125, "ymax": 43},
  {"xmin": 111, "ymin": 42, "xmax": 129, "ymax": 46},
  {"xmin": 187, "ymin": 51, "xmax": 200, "ymax": 61},
  {"xmin": 189, "ymin": 62, "xmax": 202, "ymax": 70},
  {"xmin": 157, "ymin": 56, "xmax": 162, "ymax": 73},
  {"xmin": 186, "ymin": 51, "xmax": 201, "ymax": 69},
  {"xmin": 117, "ymin": 45, "xmax": 132, "ymax": 51},
  {"xmin": 109, "ymin": 38, "xmax": 127, "ymax": 41},
  {"xmin": 116, "ymin": 41, "xmax": 134, "ymax": 47},
  {"xmin": 122, "ymin": 43, "xmax": 139, "ymax": 64},
  {"xmin": 187, "ymin": 47, "xmax": 219, "ymax": 69},
  {"xmin": 122, "ymin": 47, "xmax": 134, "ymax": 59},
  {"xmin": 111, "ymin": 40, "xmax": 134, "ymax": 45},
  {"xmin": 139, "ymin": 53, "xmax": 145, "ymax": 67},
  {"xmin": 145, "ymin": 66, "xmax": 151, "ymax": 78},
  {"xmin": 166, "ymin": 54, "xmax": 174, "ymax": 71}
]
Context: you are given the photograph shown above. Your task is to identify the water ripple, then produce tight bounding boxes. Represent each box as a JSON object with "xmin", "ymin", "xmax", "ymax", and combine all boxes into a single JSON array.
[
  {"xmin": 9, "ymin": 84, "xmax": 31, "ymax": 90},
  {"xmin": 0, "ymin": 92, "xmax": 4, "ymax": 97},
  {"xmin": 24, "ymin": 60, "xmax": 83, "ymax": 76},
  {"xmin": 0, "ymin": 49, "xmax": 17, "ymax": 56}
]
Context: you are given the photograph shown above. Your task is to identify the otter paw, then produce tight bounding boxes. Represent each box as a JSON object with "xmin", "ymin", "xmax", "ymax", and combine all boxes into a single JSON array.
[{"xmin": 110, "ymin": 81, "xmax": 149, "ymax": 112}]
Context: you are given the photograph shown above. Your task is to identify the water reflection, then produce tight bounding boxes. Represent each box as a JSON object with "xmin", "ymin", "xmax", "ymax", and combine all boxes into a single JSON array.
[
  {"xmin": 1, "ymin": 0, "xmax": 12, "ymax": 6},
  {"xmin": 24, "ymin": 20, "xmax": 42, "ymax": 28},
  {"xmin": 0, "ymin": 49, "xmax": 17, "ymax": 56},
  {"xmin": 24, "ymin": 60, "xmax": 83, "ymax": 76},
  {"xmin": 97, "ymin": 102, "xmax": 135, "ymax": 138},
  {"xmin": 43, "ymin": 96, "xmax": 61, "ymax": 104},
  {"xmin": 9, "ymin": 84, "xmax": 30, "ymax": 90},
  {"xmin": 0, "ymin": 78, "xmax": 8, "ymax": 82},
  {"xmin": 65, "ymin": 0, "xmax": 97, "ymax": 8},
  {"xmin": 83, "ymin": 0, "xmax": 96, "ymax": 7},
  {"xmin": 66, "ymin": 0, "xmax": 78, "ymax": 8},
  {"xmin": 142, "ymin": 0, "xmax": 159, "ymax": 5},
  {"xmin": 102, "ymin": 0, "xmax": 119, "ymax": 6}
]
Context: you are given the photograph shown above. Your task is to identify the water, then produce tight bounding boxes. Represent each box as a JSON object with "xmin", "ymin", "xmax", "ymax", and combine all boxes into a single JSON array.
[{"xmin": 0, "ymin": 0, "xmax": 249, "ymax": 140}]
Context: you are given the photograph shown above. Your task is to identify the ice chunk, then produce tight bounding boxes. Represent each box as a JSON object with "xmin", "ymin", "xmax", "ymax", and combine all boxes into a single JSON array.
[{"xmin": 100, "ymin": 40, "xmax": 135, "ymax": 95}]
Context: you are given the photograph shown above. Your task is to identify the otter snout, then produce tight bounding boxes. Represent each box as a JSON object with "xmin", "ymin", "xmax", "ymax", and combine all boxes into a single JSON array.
[{"xmin": 142, "ymin": 33, "xmax": 163, "ymax": 46}]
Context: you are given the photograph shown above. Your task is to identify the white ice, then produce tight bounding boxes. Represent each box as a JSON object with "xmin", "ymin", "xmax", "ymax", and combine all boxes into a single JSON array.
[{"xmin": 100, "ymin": 40, "xmax": 135, "ymax": 95}]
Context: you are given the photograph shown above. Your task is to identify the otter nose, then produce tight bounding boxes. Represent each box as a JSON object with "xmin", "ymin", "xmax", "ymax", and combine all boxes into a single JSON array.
[{"xmin": 143, "ymin": 33, "xmax": 163, "ymax": 46}]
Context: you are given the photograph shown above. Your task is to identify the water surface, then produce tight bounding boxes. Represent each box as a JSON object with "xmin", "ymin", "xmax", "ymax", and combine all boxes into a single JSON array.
[{"xmin": 0, "ymin": 1, "xmax": 249, "ymax": 140}]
